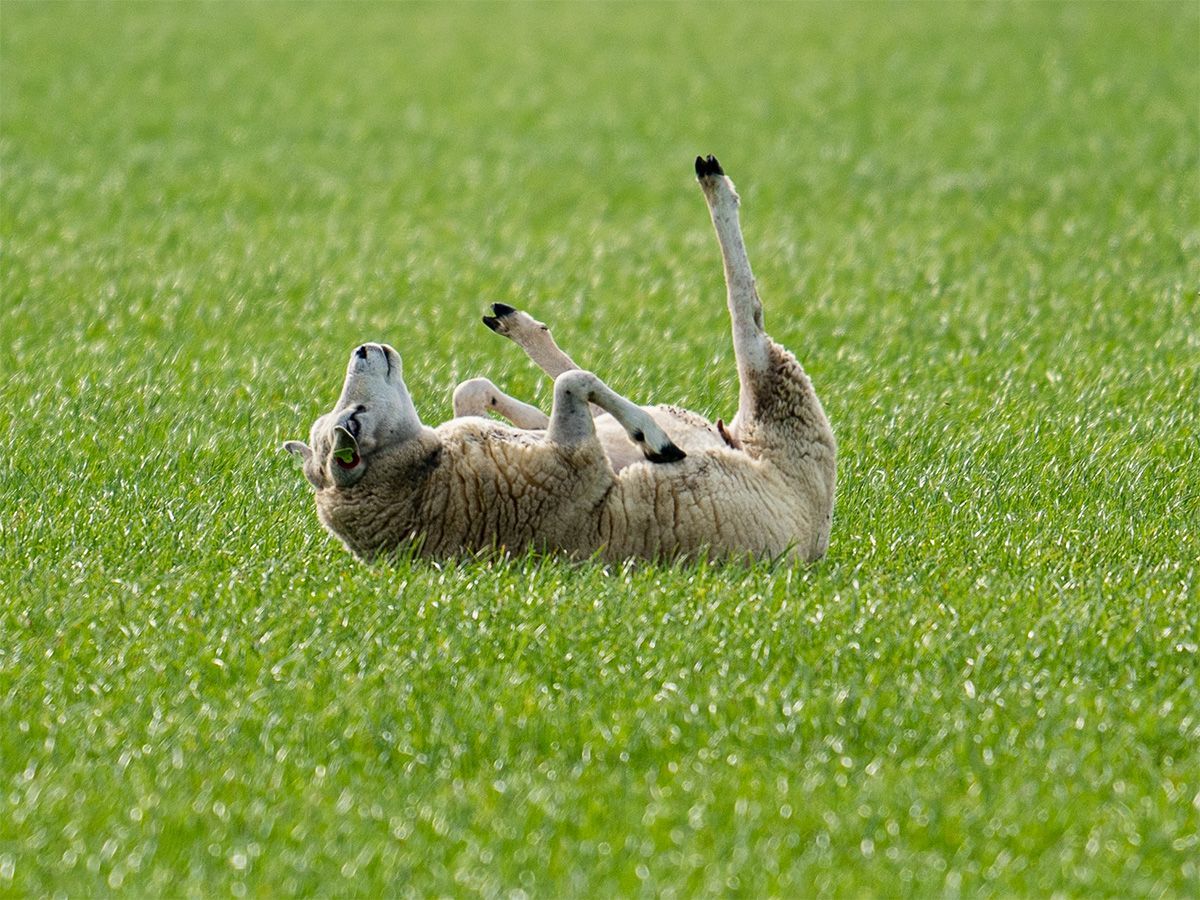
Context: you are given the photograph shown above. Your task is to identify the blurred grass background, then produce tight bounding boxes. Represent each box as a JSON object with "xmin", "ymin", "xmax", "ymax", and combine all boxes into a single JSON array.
[{"xmin": 2, "ymin": 1, "xmax": 1197, "ymax": 895}]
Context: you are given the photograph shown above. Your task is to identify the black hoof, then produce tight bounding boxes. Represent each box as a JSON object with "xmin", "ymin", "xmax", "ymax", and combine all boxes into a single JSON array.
[
  {"xmin": 484, "ymin": 303, "xmax": 518, "ymax": 332},
  {"xmin": 645, "ymin": 441, "xmax": 687, "ymax": 464},
  {"xmin": 694, "ymin": 154, "xmax": 724, "ymax": 178}
]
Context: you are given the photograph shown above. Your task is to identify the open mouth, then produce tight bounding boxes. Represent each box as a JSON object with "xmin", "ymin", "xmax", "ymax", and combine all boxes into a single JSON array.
[{"xmin": 334, "ymin": 449, "xmax": 361, "ymax": 470}]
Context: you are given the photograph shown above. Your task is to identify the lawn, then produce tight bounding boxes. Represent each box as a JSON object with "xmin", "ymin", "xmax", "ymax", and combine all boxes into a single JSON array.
[{"xmin": 2, "ymin": 1, "xmax": 1197, "ymax": 895}]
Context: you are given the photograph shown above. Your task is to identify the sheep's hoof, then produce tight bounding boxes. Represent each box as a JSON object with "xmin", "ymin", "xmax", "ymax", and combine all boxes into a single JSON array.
[
  {"xmin": 645, "ymin": 441, "xmax": 686, "ymax": 464},
  {"xmin": 482, "ymin": 302, "xmax": 518, "ymax": 333},
  {"xmin": 694, "ymin": 154, "xmax": 724, "ymax": 178}
]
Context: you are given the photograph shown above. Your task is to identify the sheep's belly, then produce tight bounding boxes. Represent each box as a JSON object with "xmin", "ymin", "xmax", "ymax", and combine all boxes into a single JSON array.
[{"xmin": 602, "ymin": 451, "xmax": 817, "ymax": 561}]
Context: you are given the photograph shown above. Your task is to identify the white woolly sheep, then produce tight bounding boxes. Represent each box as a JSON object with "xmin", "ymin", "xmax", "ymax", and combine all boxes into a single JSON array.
[{"xmin": 285, "ymin": 156, "xmax": 836, "ymax": 562}]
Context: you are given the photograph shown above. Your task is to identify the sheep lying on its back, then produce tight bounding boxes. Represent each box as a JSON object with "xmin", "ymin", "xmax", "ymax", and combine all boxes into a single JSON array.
[{"xmin": 285, "ymin": 156, "xmax": 836, "ymax": 562}]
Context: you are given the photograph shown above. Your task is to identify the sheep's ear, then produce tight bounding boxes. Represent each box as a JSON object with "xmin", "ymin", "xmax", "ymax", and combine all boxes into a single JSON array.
[
  {"xmin": 283, "ymin": 440, "xmax": 325, "ymax": 489},
  {"xmin": 283, "ymin": 440, "xmax": 312, "ymax": 462}
]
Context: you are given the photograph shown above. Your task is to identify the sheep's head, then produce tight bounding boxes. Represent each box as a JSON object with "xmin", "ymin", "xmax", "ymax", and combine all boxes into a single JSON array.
[{"xmin": 284, "ymin": 343, "xmax": 424, "ymax": 490}]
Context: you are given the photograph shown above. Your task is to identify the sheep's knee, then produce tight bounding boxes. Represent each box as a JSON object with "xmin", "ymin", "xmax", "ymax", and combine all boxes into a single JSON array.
[
  {"xmin": 551, "ymin": 370, "xmax": 685, "ymax": 464},
  {"xmin": 453, "ymin": 377, "xmax": 499, "ymax": 418},
  {"xmin": 455, "ymin": 377, "xmax": 550, "ymax": 429},
  {"xmin": 547, "ymin": 370, "xmax": 601, "ymax": 447},
  {"xmin": 553, "ymin": 369, "xmax": 598, "ymax": 399}
]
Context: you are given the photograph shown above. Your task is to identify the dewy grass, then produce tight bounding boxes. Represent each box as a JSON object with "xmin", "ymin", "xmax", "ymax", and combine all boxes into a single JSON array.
[{"xmin": 2, "ymin": 1, "xmax": 1197, "ymax": 895}]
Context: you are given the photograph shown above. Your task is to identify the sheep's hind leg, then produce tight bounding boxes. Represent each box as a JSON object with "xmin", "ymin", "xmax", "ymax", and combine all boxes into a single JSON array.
[
  {"xmin": 694, "ymin": 155, "xmax": 833, "ymax": 455},
  {"xmin": 546, "ymin": 370, "xmax": 685, "ymax": 464},
  {"xmin": 694, "ymin": 155, "xmax": 772, "ymax": 428},
  {"xmin": 453, "ymin": 377, "xmax": 550, "ymax": 429}
]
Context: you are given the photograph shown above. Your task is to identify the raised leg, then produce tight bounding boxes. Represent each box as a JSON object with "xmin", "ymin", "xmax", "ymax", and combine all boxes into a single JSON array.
[
  {"xmin": 694, "ymin": 155, "xmax": 771, "ymax": 427},
  {"xmin": 546, "ymin": 370, "xmax": 685, "ymax": 464},
  {"xmin": 452, "ymin": 377, "xmax": 550, "ymax": 429}
]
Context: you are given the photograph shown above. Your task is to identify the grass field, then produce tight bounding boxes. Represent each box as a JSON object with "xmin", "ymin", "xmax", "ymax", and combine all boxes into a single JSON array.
[{"xmin": 2, "ymin": 1, "xmax": 1198, "ymax": 895}]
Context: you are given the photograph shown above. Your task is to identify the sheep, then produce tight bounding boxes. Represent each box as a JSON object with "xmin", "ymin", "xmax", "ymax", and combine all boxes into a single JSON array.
[{"xmin": 284, "ymin": 156, "xmax": 836, "ymax": 562}]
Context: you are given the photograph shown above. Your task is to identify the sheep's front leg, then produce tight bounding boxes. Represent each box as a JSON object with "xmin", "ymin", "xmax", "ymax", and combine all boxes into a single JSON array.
[
  {"xmin": 547, "ymin": 370, "xmax": 685, "ymax": 464},
  {"xmin": 453, "ymin": 377, "xmax": 550, "ymax": 429},
  {"xmin": 483, "ymin": 303, "xmax": 607, "ymax": 418},
  {"xmin": 483, "ymin": 303, "xmax": 582, "ymax": 377}
]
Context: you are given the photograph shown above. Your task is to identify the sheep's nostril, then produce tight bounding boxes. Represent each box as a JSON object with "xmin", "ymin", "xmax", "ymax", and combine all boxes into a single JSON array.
[{"xmin": 356, "ymin": 345, "xmax": 369, "ymax": 360}]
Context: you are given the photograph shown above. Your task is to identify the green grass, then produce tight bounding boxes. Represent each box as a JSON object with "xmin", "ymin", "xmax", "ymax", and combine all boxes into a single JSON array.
[{"xmin": 2, "ymin": 1, "xmax": 1198, "ymax": 895}]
